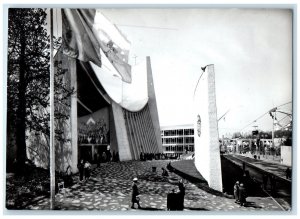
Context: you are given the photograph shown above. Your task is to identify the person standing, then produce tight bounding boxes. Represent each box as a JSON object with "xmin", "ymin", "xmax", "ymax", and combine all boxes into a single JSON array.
[
  {"xmin": 178, "ymin": 179, "xmax": 185, "ymax": 210},
  {"xmin": 162, "ymin": 167, "xmax": 169, "ymax": 177},
  {"xmin": 238, "ymin": 183, "xmax": 247, "ymax": 207},
  {"xmin": 84, "ymin": 160, "xmax": 91, "ymax": 181},
  {"xmin": 262, "ymin": 174, "xmax": 268, "ymax": 190},
  {"xmin": 233, "ymin": 181, "xmax": 240, "ymax": 203},
  {"xmin": 96, "ymin": 152, "xmax": 100, "ymax": 167},
  {"xmin": 77, "ymin": 159, "xmax": 84, "ymax": 182},
  {"xmin": 102, "ymin": 151, "xmax": 107, "ymax": 162},
  {"xmin": 131, "ymin": 178, "xmax": 141, "ymax": 209},
  {"xmin": 285, "ymin": 167, "xmax": 291, "ymax": 179},
  {"xmin": 106, "ymin": 145, "xmax": 112, "ymax": 162},
  {"xmin": 270, "ymin": 175, "xmax": 276, "ymax": 194}
]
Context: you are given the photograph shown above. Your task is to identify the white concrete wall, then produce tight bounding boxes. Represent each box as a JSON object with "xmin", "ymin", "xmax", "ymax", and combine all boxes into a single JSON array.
[
  {"xmin": 281, "ymin": 145, "xmax": 292, "ymax": 166},
  {"xmin": 193, "ymin": 64, "xmax": 223, "ymax": 192},
  {"xmin": 111, "ymin": 101, "xmax": 132, "ymax": 161}
]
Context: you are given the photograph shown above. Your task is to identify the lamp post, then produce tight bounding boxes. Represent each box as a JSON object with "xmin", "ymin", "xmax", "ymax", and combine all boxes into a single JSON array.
[
  {"xmin": 252, "ymin": 125, "xmax": 258, "ymax": 155},
  {"xmin": 269, "ymin": 108, "xmax": 277, "ymax": 157}
]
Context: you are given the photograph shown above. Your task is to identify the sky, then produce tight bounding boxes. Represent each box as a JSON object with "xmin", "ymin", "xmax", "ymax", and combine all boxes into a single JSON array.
[
  {"xmin": 15, "ymin": 7, "xmax": 294, "ymax": 138},
  {"xmin": 98, "ymin": 9, "xmax": 292, "ymax": 137}
]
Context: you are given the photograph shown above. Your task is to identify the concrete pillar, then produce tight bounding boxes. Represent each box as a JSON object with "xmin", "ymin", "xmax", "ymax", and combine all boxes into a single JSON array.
[
  {"xmin": 123, "ymin": 111, "xmax": 135, "ymax": 158},
  {"xmin": 92, "ymin": 145, "xmax": 95, "ymax": 161},
  {"xmin": 111, "ymin": 100, "xmax": 132, "ymax": 161},
  {"xmin": 194, "ymin": 64, "xmax": 223, "ymax": 192},
  {"xmin": 140, "ymin": 107, "xmax": 151, "ymax": 153},
  {"xmin": 146, "ymin": 57, "xmax": 163, "ymax": 153},
  {"xmin": 69, "ymin": 57, "xmax": 78, "ymax": 173}
]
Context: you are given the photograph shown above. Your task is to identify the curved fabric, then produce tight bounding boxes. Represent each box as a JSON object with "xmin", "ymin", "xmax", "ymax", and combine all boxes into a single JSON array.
[
  {"xmin": 62, "ymin": 9, "xmax": 132, "ymax": 83},
  {"xmin": 90, "ymin": 53, "xmax": 148, "ymax": 112}
]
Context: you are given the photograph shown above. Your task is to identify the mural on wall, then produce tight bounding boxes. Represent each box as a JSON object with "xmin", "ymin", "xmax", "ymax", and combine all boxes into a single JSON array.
[{"xmin": 78, "ymin": 107, "xmax": 110, "ymax": 145}]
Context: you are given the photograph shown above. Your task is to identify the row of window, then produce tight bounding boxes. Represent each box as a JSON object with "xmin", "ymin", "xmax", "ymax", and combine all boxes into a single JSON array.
[
  {"xmin": 162, "ymin": 137, "xmax": 194, "ymax": 144},
  {"xmin": 163, "ymin": 145, "xmax": 194, "ymax": 152},
  {"xmin": 161, "ymin": 128, "xmax": 194, "ymax": 136}
]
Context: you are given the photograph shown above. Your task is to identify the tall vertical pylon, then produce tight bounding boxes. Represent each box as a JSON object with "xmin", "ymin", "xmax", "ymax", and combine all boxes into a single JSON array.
[{"xmin": 193, "ymin": 64, "xmax": 222, "ymax": 192}]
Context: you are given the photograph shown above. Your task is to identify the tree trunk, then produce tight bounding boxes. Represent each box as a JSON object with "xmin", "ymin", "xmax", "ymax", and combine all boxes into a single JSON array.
[{"xmin": 16, "ymin": 32, "xmax": 27, "ymax": 173}]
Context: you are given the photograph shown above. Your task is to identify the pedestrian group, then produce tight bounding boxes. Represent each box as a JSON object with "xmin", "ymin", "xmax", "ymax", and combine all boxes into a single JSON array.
[{"xmin": 233, "ymin": 181, "xmax": 247, "ymax": 206}]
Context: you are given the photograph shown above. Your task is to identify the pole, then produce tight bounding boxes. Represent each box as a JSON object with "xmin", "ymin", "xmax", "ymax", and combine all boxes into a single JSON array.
[
  {"xmin": 272, "ymin": 113, "xmax": 275, "ymax": 159},
  {"xmin": 49, "ymin": 8, "xmax": 56, "ymax": 210}
]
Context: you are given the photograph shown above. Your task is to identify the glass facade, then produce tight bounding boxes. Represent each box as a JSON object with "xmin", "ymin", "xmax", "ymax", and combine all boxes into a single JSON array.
[{"xmin": 161, "ymin": 125, "xmax": 195, "ymax": 156}]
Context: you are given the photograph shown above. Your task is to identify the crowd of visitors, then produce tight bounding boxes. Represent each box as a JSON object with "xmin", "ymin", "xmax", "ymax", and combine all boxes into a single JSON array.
[
  {"xmin": 139, "ymin": 152, "xmax": 179, "ymax": 161},
  {"xmin": 78, "ymin": 119, "xmax": 109, "ymax": 144}
]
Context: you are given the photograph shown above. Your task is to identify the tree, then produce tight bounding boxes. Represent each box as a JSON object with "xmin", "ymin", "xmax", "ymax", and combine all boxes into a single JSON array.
[
  {"xmin": 7, "ymin": 9, "xmax": 50, "ymax": 172},
  {"xmin": 231, "ymin": 132, "xmax": 242, "ymax": 139},
  {"xmin": 7, "ymin": 9, "xmax": 73, "ymax": 173}
]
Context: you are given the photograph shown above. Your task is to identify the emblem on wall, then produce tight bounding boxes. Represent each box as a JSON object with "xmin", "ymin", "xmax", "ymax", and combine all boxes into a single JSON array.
[{"xmin": 197, "ymin": 114, "xmax": 201, "ymax": 137}]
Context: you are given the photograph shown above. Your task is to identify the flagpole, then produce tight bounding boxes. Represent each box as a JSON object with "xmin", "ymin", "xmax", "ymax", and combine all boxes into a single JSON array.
[{"xmin": 49, "ymin": 8, "xmax": 56, "ymax": 210}]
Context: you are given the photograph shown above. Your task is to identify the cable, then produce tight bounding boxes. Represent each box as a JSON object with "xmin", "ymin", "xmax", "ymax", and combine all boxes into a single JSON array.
[
  {"xmin": 240, "ymin": 111, "xmax": 269, "ymax": 131},
  {"xmin": 277, "ymin": 101, "xmax": 292, "ymax": 108},
  {"xmin": 239, "ymin": 101, "xmax": 292, "ymax": 132},
  {"xmin": 193, "ymin": 70, "xmax": 205, "ymax": 98},
  {"xmin": 117, "ymin": 24, "xmax": 178, "ymax": 31}
]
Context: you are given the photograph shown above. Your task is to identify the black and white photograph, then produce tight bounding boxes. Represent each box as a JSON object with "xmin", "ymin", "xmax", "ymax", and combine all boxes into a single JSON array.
[{"xmin": 3, "ymin": 3, "xmax": 295, "ymax": 214}]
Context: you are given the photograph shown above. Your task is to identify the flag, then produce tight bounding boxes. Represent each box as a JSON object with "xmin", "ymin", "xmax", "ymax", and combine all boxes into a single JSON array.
[
  {"xmin": 62, "ymin": 9, "xmax": 101, "ymax": 66},
  {"xmin": 89, "ymin": 55, "xmax": 148, "ymax": 112},
  {"xmin": 62, "ymin": 9, "xmax": 132, "ymax": 83},
  {"xmin": 92, "ymin": 10, "xmax": 131, "ymax": 83}
]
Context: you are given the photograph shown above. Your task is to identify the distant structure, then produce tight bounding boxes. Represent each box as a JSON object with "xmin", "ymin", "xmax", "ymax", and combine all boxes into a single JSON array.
[
  {"xmin": 160, "ymin": 125, "xmax": 194, "ymax": 157},
  {"xmin": 193, "ymin": 64, "xmax": 223, "ymax": 192}
]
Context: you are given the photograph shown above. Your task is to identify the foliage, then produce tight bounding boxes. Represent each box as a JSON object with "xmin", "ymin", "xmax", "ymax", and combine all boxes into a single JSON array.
[
  {"xmin": 6, "ymin": 164, "xmax": 50, "ymax": 209},
  {"xmin": 7, "ymin": 8, "xmax": 73, "ymax": 170},
  {"xmin": 7, "ymin": 8, "xmax": 50, "ymax": 169}
]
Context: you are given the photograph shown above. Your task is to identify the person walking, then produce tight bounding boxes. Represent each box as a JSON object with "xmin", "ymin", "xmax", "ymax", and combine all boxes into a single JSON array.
[
  {"xmin": 131, "ymin": 178, "xmax": 141, "ymax": 209},
  {"xmin": 233, "ymin": 181, "xmax": 240, "ymax": 203}
]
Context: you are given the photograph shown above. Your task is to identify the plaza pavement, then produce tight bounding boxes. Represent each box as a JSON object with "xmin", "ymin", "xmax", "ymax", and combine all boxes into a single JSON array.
[{"xmin": 26, "ymin": 160, "xmax": 285, "ymax": 212}]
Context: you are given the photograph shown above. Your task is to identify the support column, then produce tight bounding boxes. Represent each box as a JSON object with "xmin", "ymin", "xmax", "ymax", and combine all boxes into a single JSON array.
[
  {"xmin": 70, "ymin": 57, "xmax": 78, "ymax": 173},
  {"xmin": 193, "ymin": 64, "xmax": 222, "ymax": 192},
  {"xmin": 111, "ymin": 101, "xmax": 132, "ymax": 161},
  {"xmin": 146, "ymin": 57, "xmax": 163, "ymax": 153},
  {"xmin": 130, "ymin": 113, "xmax": 139, "ymax": 160},
  {"xmin": 92, "ymin": 145, "xmax": 95, "ymax": 162}
]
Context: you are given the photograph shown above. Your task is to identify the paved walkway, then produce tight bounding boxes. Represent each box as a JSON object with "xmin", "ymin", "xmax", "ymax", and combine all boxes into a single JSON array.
[{"xmin": 26, "ymin": 160, "xmax": 285, "ymax": 211}]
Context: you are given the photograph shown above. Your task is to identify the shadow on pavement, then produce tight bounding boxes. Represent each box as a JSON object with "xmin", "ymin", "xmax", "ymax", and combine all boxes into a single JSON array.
[
  {"xmin": 184, "ymin": 207, "xmax": 209, "ymax": 211},
  {"xmin": 243, "ymin": 201, "xmax": 262, "ymax": 209},
  {"xmin": 138, "ymin": 207, "xmax": 164, "ymax": 211}
]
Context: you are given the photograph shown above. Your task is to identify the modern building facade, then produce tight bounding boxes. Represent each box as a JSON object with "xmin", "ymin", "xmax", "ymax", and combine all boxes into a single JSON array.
[
  {"xmin": 20, "ymin": 49, "xmax": 163, "ymax": 174},
  {"xmin": 160, "ymin": 125, "xmax": 194, "ymax": 157}
]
